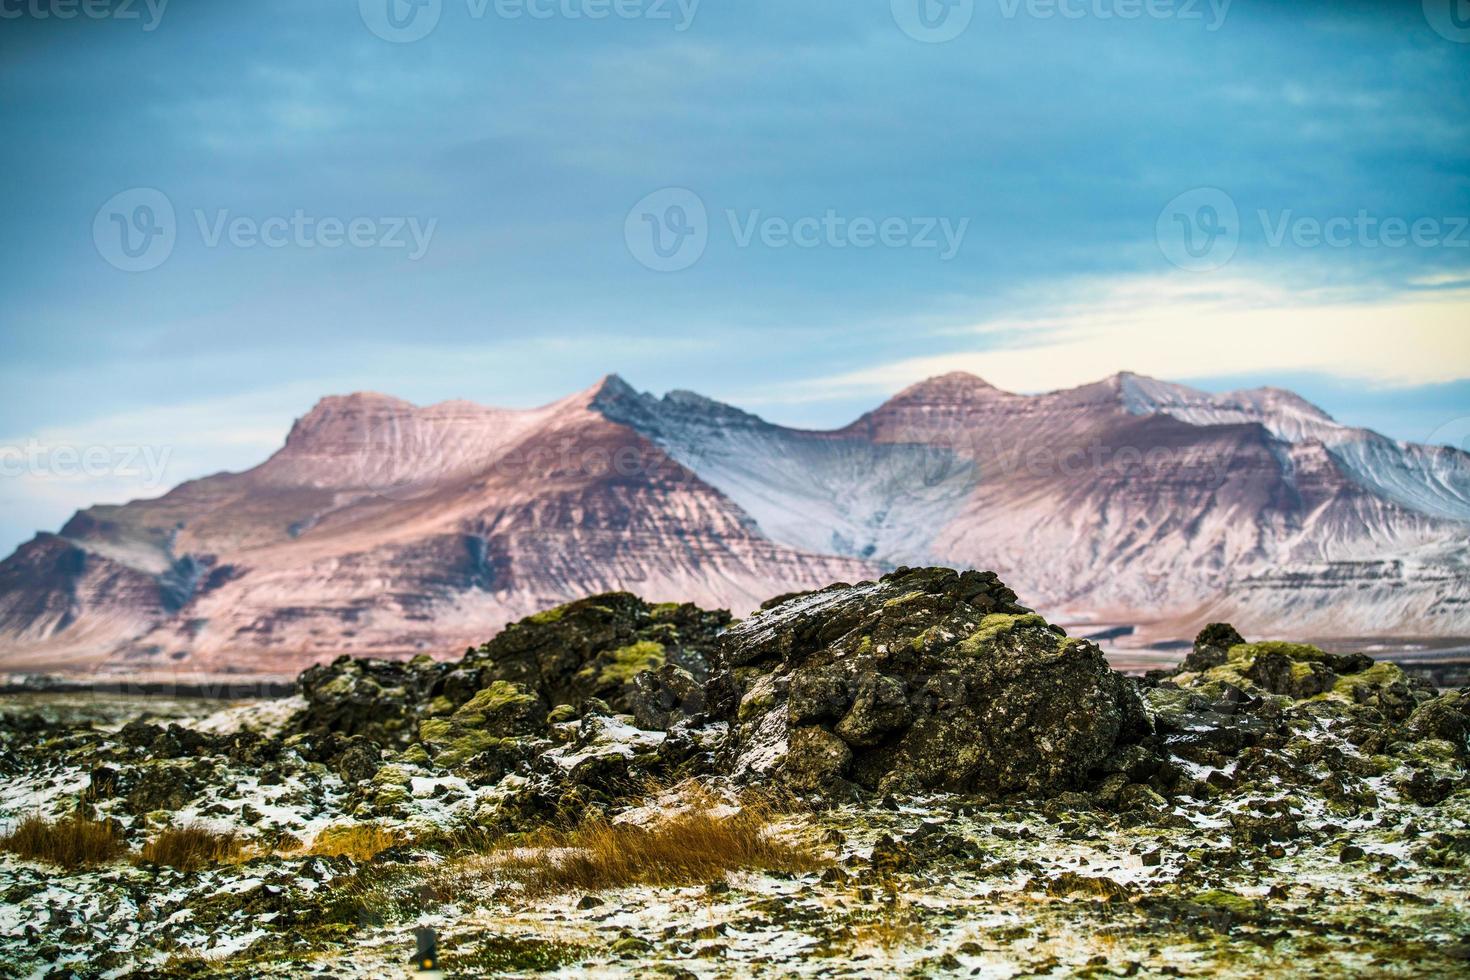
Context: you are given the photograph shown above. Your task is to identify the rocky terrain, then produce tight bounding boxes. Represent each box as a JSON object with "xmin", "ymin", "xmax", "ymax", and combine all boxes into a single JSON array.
[
  {"xmin": 1, "ymin": 373, "xmax": 1467, "ymax": 677},
  {"xmin": 2, "ymin": 567, "xmax": 1468, "ymax": 978}
]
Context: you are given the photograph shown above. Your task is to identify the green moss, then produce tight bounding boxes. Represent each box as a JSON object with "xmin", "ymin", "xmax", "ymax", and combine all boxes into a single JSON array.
[
  {"xmin": 1191, "ymin": 889, "xmax": 1259, "ymax": 920},
  {"xmin": 1192, "ymin": 656, "xmax": 1257, "ymax": 693},
  {"xmin": 434, "ymin": 731, "xmax": 506, "ymax": 768},
  {"xmin": 958, "ymin": 613, "xmax": 1047, "ymax": 653},
  {"xmin": 372, "ymin": 765, "xmax": 414, "ymax": 788},
  {"xmin": 910, "ymin": 626, "xmax": 943, "ymax": 652},
  {"xmin": 454, "ymin": 681, "xmax": 538, "ymax": 722},
  {"xmin": 547, "ymin": 703, "xmax": 578, "ymax": 725},
  {"xmin": 650, "ymin": 602, "xmax": 683, "ymax": 620},
  {"xmin": 610, "ymin": 936, "xmax": 652, "ymax": 956},
  {"xmin": 417, "ymin": 718, "xmax": 453, "ymax": 744},
  {"xmin": 373, "ymin": 787, "xmax": 410, "ymax": 807},
  {"xmin": 443, "ymin": 935, "xmax": 592, "ymax": 972},
  {"xmin": 738, "ymin": 675, "xmax": 779, "ymax": 722},
  {"xmin": 397, "ymin": 743, "xmax": 431, "ymax": 767},
  {"xmin": 1290, "ymin": 660, "xmax": 1320, "ymax": 681},
  {"xmin": 595, "ymin": 640, "xmax": 665, "ymax": 686},
  {"xmin": 526, "ymin": 605, "xmax": 567, "ymax": 625},
  {"xmin": 1228, "ymin": 640, "xmax": 1329, "ymax": 664},
  {"xmin": 882, "ymin": 590, "xmax": 927, "ymax": 608},
  {"xmin": 1329, "ymin": 661, "xmax": 1406, "ymax": 695}
]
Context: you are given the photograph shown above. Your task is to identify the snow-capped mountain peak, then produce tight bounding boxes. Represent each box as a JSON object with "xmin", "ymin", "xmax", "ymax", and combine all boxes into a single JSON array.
[{"xmin": 0, "ymin": 371, "xmax": 1466, "ymax": 677}]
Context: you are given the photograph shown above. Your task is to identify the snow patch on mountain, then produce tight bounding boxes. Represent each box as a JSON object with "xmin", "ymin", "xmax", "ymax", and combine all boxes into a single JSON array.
[
  {"xmin": 592, "ymin": 379, "xmax": 975, "ymax": 565},
  {"xmin": 1113, "ymin": 372, "xmax": 1470, "ymax": 524}
]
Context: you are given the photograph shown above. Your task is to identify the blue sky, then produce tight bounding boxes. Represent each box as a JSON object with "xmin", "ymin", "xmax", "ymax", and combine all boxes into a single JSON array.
[{"xmin": 1, "ymin": 0, "xmax": 1468, "ymax": 555}]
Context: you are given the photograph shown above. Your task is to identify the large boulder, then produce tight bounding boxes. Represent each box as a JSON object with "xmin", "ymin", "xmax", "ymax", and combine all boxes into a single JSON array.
[
  {"xmin": 416, "ymin": 680, "xmax": 549, "ymax": 769},
  {"xmin": 709, "ymin": 567, "xmax": 1150, "ymax": 796},
  {"xmin": 460, "ymin": 593, "xmax": 729, "ymax": 717},
  {"xmin": 1406, "ymin": 692, "xmax": 1470, "ymax": 756},
  {"xmin": 1180, "ymin": 623, "xmax": 1245, "ymax": 673},
  {"xmin": 295, "ymin": 654, "xmax": 447, "ymax": 747},
  {"xmin": 1171, "ymin": 640, "xmax": 1431, "ymax": 720}
]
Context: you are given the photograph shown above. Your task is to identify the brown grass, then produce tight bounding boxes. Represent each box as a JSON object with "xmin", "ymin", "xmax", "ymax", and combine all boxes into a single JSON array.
[
  {"xmin": 851, "ymin": 879, "xmax": 933, "ymax": 950},
  {"xmin": 306, "ymin": 824, "xmax": 404, "ymax": 862},
  {"xmin": 493, "ymin": 799, "xmax": 828, "ymax": 895},
  {"xmin": 138, "ymin": 824, "xmax": 242, "ymax": 872},
  {"xmin": 0, "ymin": 814, "xmax": 127, "ymax": 869}
]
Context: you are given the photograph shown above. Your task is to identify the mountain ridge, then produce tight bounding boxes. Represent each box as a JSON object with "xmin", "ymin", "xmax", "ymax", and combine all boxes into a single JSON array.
[{"xmin": 1, "ymin": 370, "xmax": 1466, "ymax": 677}]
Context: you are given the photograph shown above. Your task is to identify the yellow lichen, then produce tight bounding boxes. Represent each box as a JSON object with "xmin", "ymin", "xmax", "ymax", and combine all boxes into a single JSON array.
[
  {"xmin": 594, "ymin": 641, "xmax": 665, "ymax": 687},
  {"xmin": 958, "ymin": 613, "xmax": 1047, "ymax": 653}
]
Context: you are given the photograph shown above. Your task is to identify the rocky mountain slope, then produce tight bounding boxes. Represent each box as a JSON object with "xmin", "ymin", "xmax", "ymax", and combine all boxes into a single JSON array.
[
  {"xmin": 2, "ymin": 568, "xmax": 1467, "ymax": 977},
  {"xmin": 1, "ymin": 373, "xmax": 1467, "ymax": 677},
  {"xmin": 0, "ymin": 380, "xmax": 873, "ymax": 677}
]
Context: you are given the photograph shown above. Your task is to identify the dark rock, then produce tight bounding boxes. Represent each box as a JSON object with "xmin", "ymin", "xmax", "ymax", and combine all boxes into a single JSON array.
[
  {"xmin": 334, "ymin": 736, "xmax": 382, "ymax": 784},
  {"xmin": 1146, "ymin": 688, "xmax": 1265, "ymax": 762},
  {"xmin": 785, "ymin": 726, "xmax": 853, "ymax": 792},
  {"xmin": 714, "ymin": 567, "xmax": 1149, "ymax": 796},
  {"xmin": 1398, "ymin": 769, "xmax": 1455, "ymax": 806},
  {"xmin": 833, "ymin": 672, "xmax": 911, "ymax": 748},
  {"xmin": 296, "ymin": 654, "xmax": 445, "ymax": 747},
  {"xmin": 628, "ymin": 663, "xmax": 706, "ymax": 731},
  {"xmin": 462, "ymin": 594, "xmax": 729, "ymax": 716},
  {"xmin": 1099, "ymin": 743, "xmax": 1164, "ymax": 782},
  {"xmin": 1182, "ymin": 623, "xmax": 1244, "ymax": 673},
  {"xmin": 1406, "ymin": 692, "xmax": 1470, "ymax": 753},
  {"xmin": 1325, "ymin": 652, "xmax": 1375, "ymax": 676},
  {"xmin": 1246, "ymin": 651, "xmax": 1336, "ymax": 699},
  {"xmin": 787, "ymin": 667, "xmax": 852, "ymax": 726}
]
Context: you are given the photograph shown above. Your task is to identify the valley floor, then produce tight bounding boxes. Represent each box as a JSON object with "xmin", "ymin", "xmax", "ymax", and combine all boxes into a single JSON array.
[{"xmin": 1, "ymin": 693, "xmax": 1468, "ymax": 979}]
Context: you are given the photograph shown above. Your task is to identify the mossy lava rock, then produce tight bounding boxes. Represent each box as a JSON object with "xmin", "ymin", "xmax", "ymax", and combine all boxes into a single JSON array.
[
  {"xmin": 711, "ymin": 567, "xmax": 1149, "ymax": 796},
  {"xmin": 462, "ymin": 592, "xmax": 730, "ymax": 714}
]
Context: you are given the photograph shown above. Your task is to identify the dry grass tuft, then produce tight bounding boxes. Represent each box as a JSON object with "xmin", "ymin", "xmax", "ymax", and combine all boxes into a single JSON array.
[
  {"xmin": 494, "ymin": 798, "xmax": 828, "ymax": 895},
  {"xmin": 138, "ymin": 824, "xmax": 242, "ymax": 872},
  {"xmin": 306, "ymin": 824, "xmax": 404, "ymax": 862},
  {"xmin": 0, "ymin": 813, "xmax": 127, "ymax": 869},
  {"xmin": 852, "ymin": 880, "xmax": 933, "ymax": 950}
]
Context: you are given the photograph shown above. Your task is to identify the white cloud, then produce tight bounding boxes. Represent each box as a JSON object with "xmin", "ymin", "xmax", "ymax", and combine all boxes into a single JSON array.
[{"xmin": 799, "ymin": 274, "xmax": 1470, "ymax": 397}]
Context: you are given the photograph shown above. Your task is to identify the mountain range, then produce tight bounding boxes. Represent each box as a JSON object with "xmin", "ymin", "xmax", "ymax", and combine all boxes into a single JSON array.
[{"xmin": 1, "ymin": 371, "xmax": 1467, "ymax": 678}]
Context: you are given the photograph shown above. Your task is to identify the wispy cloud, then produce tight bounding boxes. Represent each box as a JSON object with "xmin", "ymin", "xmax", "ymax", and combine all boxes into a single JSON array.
[{"xmin": 793, "ymin": 275, "xmax": 1470, "ymax": 398}]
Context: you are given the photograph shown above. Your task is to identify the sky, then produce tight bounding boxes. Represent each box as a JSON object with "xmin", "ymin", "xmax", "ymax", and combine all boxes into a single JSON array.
[{"xmin": 1, "ymin": 0, "xmax": 1468, "ymax": 556}]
